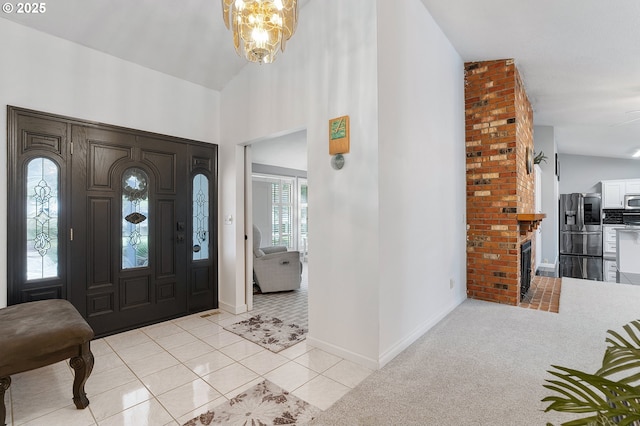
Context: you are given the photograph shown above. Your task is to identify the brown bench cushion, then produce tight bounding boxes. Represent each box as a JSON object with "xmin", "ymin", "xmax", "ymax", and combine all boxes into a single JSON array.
[{"xmin": 0, "ymin": 299, "xmax": 94, "ymax": 377}]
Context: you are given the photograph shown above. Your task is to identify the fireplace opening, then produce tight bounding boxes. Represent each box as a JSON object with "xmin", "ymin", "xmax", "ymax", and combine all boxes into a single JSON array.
[{"xmin": 520, "ymin": 240, "xmax": 532, "ymax": 300}]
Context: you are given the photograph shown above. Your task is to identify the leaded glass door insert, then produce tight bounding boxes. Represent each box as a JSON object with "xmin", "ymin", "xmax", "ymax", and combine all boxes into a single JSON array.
[
  {"xmin": 26, "ymin": 157, "xmax": 59, "ymax": 280},
  {"xmin": 122, "ymin": 168, "xmax": 150, "ymax": 269},
  {"xmin": 192, "ymin": 173, "xmax": 209, "ymax": 261}
]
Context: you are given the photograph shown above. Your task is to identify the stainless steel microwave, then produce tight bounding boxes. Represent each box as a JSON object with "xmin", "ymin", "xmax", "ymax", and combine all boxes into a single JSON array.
[{"xmin": 624, "ymin": 194, "xmax": 640, "ymax": 210}]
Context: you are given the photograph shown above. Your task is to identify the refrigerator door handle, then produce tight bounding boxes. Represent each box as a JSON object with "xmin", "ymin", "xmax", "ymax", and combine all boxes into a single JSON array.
[{"xmin": 578, "ymin": 195, "xmax": 584, "ymax": 230}]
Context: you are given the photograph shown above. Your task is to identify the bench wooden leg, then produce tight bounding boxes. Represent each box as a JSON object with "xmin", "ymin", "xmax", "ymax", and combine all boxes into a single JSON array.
[
  {"xmin": 0, "ymin": 376, "xmax": 10, "ymax": 426},
  {"xmin": 70, "ymin": 342, "xmax": 93, "ymax": 409}
]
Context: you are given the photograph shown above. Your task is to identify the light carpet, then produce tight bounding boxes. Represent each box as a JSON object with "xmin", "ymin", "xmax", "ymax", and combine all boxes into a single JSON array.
[
  {"xmin": 311, "ymin": 278, "xmax": 640, "ymax": 425},
  {"xmin": 224, "ymin": 314, "xmax": 307, "ymax": 353},
  {"xmin": 183, "ymin": 380, "xmax": 320, "ymax": 425}
]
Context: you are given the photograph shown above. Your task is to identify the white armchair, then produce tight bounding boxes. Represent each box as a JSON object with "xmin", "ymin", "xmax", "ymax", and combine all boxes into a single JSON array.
[{"xmin": 252, "ymin": 225, "xmax": 302, "ymax": 293}]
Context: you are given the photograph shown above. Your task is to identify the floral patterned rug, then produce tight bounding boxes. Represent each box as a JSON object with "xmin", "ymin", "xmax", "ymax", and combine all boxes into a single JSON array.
[
  {"xmin": 182, "ymin": 380, "xmax": 320, "ymax": 425},
  {"xmin": 224, "ymin": 314, "xmax": 307, "ymax": 353}
]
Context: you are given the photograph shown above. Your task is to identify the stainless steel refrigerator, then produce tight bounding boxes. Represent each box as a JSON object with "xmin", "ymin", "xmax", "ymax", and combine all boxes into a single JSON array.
[
  {"xmin": 559, "ymin": 193, "xmax": 603, "ymax": 280},
  {"xmin": 560, "ymin": 193, "xmax": 603, "ymax": 255}
]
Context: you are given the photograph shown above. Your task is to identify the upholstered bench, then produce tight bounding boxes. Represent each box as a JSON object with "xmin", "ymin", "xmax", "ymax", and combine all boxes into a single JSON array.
[{"xmin": 0, "ymin": 299, "xmax": 94, "ymax": 426}]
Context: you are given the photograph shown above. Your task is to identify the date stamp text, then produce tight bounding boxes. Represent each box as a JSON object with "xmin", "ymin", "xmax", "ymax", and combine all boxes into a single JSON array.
[{"xmin": 2, "ymin": 3, "xmax": 47, "ymax": 14}]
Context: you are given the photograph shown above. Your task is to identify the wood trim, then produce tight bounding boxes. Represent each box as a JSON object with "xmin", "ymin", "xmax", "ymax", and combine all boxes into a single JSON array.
[{"xmin": 517, "ymin": 213, "xmax": 546, "ymax": 235}]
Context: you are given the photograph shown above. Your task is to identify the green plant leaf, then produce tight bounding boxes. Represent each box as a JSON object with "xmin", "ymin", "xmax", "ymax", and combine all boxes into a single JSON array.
[
  {"xmin": 543, "ymin": 320, "xmax": 640, "ymax": 425},
  {"xmin": 533, "ymin": 150, "xmax": 548, "ymax": 164},
  {"xmin": 599, "ymin": 320, "xmax": 640, "ymax": 386}
]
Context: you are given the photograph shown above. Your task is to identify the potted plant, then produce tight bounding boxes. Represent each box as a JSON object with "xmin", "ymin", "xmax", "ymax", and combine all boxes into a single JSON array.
[
  {"xmin": 534, "ymin": 151, "xmax": 548, "ymax": 165},
  {"xmin": 543, "ymin": 320, "xmax": 640, "ymax": 425}
]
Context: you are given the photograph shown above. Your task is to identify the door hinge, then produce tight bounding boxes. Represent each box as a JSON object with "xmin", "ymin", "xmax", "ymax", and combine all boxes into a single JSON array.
[
  {"xmin": 70, "ymin": 141, "xmax": 73, "ymax": 155},
  {"xmin": 70, "ymin": 228, "xmax": 74, "ymax": 241}
]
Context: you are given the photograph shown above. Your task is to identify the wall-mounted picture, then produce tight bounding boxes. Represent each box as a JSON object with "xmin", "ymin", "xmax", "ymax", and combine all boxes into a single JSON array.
[{"xmin": 329, "ymin": 115, "xmax": 350, "ymax": 155}]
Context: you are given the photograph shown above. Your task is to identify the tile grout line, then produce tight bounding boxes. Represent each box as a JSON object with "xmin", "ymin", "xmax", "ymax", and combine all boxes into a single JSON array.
[{"xmin": 99, "ymin": 311, "xmax": 321, "ymax": 424}]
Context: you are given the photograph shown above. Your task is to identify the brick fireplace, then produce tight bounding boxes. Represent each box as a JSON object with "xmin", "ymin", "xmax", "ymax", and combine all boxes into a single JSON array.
[{"xmin": 465, "ymin": 58, "xmax": 539, "ymax": 306}]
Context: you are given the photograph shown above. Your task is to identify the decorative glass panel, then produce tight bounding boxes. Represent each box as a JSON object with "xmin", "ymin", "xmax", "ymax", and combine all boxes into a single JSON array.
[
  {"xmin": 192, "ymin": 173, "xmax": 209, "ymax": 260},
  {"xmin": 26, "ymin": 158, "xmax": 59, "ymax": 280},
  {"xmin": 122, "ymin": 168, "xmax": 149, "ymax": 269}
]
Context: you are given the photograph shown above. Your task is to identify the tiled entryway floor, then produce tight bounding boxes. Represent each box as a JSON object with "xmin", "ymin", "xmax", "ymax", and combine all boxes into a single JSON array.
[
  {"xmin": 519, "ymin": 275, "xmax": 562, "ymax": 313},
  {"xmin": 4, "ymin": 309, "xmax": 373, "ymax": 426}
]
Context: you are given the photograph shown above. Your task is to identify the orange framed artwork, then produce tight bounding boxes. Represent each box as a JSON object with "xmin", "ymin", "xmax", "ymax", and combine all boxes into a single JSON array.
[{"xmin": 329, "ymin": 115, "xmax": 349, "ymax": 155}]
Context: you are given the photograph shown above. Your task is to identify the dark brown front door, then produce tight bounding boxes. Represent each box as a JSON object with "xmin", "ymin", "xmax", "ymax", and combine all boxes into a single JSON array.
[
  {"xmin": 8, "ymin": 107, "xmax": 218, "ymax": 336},
  {"xmin": 70, "ymin": 125, "xmax": 191, "ymax": 336}
]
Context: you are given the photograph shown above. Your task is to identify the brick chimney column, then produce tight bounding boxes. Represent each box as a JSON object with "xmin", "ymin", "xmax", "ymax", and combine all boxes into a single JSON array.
[{"xmin": 465, "ymin": 59, "xmax": 535, "ymax": 306}]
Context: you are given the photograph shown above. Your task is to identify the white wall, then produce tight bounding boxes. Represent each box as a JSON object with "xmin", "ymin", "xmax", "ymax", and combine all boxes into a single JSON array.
[
  {"xmin": 251, "ymin": 130, "xmax": 308, "ymax": 170},
  {"xmin": 252, "ymin": 181, "xmax": 273, "ymax": 245},
  {"xmin": 377, "ymin": 0, "xmax": 467, "ymax": 362},
  {"xmin": 221, "ymin": 0, "xmax": 381, "ymax": 366},
  {"xmin": 221, "ymin": 0, "xmax": 467, "ymax": 368},
  {"xmin": 534, "ymin": 126, "xmax": 559, "ymax": 267},
  {"xmin": 559, "ymin": 153, "xmax": 640, "ymax": 194},
  {"xmin": 0, "ymin": 19, "xmax": 220, "ymax": 308}
]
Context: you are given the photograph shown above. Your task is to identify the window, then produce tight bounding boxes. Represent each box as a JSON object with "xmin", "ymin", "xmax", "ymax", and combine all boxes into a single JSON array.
[
  {"xmin": 271, "ymin": 178, "xmax": 294, "ymax": 248},
  {"xmin": 26, "ymin": 158, "xmax": 59, "ymax": 280},
  {"xmin": 192, "ymin": 173, "xmax": 210, "ymax": 260},
  {"xmin": 122, "ymin": 168, "xmax": 149, "ymax": 269},
  {"xmin": 253, "ymin": 174, "xmax": 306, "ymax": 253},
  {"xmin": 298, "ymin": 179, "xmax": 308, "ymax": 259}
]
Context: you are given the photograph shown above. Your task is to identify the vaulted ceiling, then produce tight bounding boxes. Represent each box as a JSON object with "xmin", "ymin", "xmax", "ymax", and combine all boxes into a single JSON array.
[
  {"xmin": 421, "ymin": 0, "xmax": 640, "ymax": 160},
  {"xmin": 3, "ymin": 0, "xmax": 640, "ymax": 159}
]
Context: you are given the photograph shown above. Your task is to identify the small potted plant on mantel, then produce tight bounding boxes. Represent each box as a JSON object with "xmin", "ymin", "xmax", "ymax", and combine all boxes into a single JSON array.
[
  {"xmin": 543, "ymin": 319, "xmax": 640, "ymax": 425},
  {"xmin": 534, "ymin": 151, "xmax": 548, "ymax": 165}
]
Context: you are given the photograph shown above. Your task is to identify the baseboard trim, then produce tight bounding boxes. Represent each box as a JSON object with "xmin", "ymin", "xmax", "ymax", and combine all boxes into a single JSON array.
[
  {"xmin": 378, "ymin": 296, "xmax": 466, "ymax": 368},
  {"xmin": 307, "ymin": 296, "xmax": 466, "ymax": 371},
  {"xmin": 218, "ymin": 300, "xmax": 247, "ymax": 315},
  {"xmin": 306, "ymin": 336, "xmax": 379, "ymax": 371}
]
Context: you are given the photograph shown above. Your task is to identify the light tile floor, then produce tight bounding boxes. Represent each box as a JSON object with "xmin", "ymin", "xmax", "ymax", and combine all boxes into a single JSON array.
[{"xmin": 4, "ymin": 309, "xmax": 373, "ymax": 425}]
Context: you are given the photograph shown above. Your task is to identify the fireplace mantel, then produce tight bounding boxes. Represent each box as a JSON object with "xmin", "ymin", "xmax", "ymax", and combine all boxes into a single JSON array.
[{"xmin": 516, "ymin": 213, "xmax": 546, "ymax": 235}]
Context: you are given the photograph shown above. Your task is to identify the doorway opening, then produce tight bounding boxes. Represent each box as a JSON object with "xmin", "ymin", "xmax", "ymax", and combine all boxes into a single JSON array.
[{"xmin": 244, "ymin": 130, "xmax": 308, "ymax": 330}]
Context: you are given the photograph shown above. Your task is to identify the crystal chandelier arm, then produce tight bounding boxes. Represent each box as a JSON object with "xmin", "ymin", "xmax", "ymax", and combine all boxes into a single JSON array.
[
  {"xmin": 280, "ymin": 0, "xmax": 297, "ymax": 52},
  {"xmin": 222, "ymin": 0, "xmax": 233, "ymax": 29},
  {"xmin": 232, "ymin": 6, "xmax": 240, "ymax": 52}
]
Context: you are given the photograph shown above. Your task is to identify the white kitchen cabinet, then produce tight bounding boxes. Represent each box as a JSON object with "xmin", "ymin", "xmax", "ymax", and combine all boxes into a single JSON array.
[
  {"xmin": 603, "ymin": 259, "xmax": 618, "ymax": 282},
  {"xmin": 603, "ymin": 225, "xmax": 625, "ymax": 259},
  {"xmin": 626, "ymin": 180, "xmax": 640, "ymax": 195},
  {"xmin": 602, "ymin": 179, "xmax": 640, "ymax": 208},
  {"xmin": 602, "ymin": 180, "xmax": 625, "ymax": 208}
]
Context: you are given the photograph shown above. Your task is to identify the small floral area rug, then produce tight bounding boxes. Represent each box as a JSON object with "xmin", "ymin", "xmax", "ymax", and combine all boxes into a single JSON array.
[
  {"xmin": 224, "ymin": 314, "xmax": 307, "ymax": 353},
  {"xmin": 182, "ymin": 380, "xmax": 320, "ymax": 426}
]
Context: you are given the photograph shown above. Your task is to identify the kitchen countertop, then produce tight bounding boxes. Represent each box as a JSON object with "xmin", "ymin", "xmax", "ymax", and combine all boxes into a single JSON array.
[
  {"xmin": 617, "ymin": 271, "xmax": 640, "ymax": 285},
  {"xmin": 616, "ymin": 227, "xmax": 640, "ymax": 274}
]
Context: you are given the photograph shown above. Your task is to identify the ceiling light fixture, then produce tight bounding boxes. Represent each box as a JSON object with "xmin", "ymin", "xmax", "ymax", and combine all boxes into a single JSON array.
[
  {"xmin": 633, "ymin": 149, "xmax": 640, "ymax": 158},
  {"xmin": 221, "ymin": 0, "xmax": 298, "ymax": 64}
]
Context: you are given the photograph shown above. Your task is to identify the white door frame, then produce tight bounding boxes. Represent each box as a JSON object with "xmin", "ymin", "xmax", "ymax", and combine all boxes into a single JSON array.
[{"xmin": 244, "ymin": 145, "xmax": 254, "ymax": 312}]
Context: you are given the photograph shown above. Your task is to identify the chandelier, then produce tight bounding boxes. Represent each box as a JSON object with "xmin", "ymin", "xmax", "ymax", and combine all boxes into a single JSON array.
[{"xmin": 222, "ymin": 0, "xmax": 298, "ymax": 64}]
